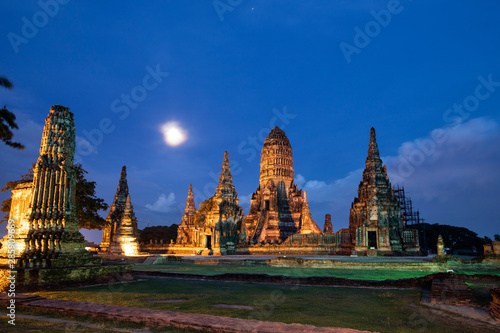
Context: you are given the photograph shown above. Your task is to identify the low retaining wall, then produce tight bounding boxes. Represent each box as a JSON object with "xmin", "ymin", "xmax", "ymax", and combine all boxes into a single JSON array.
[{"xmin": 0, "ymin": 263, "xmax": 134, "ymax": 292}]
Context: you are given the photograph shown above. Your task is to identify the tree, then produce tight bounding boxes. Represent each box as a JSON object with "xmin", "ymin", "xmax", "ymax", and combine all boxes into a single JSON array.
[
  {"xmin": 193, "ymin": 197, "xmax": 216, "ymax": 226},
  {"xmin": 0, "ymin": 76, "xmax": 24, "ymax": 149},
  {"xmin": 408, "ymin": 223, "xmax": 486, "ymax": 255},
  {"xmin": 494, "ymin": 234, "xmax": 500, "ymax": 242},
  {"xmin": 139, "ymin": 225, "xmax": 178, "ymax": 243},
  {"xmin": 1, "ymin": 163, "xmax": 109, "ymax": 230}
]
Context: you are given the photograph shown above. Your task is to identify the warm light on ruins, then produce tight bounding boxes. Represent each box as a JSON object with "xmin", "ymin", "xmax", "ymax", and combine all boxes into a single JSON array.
[
  {"xmin": 120, "ymin": 238, "xmax": 139, "ymax": 256},
  {"xmin": 161, "ymin": 121, "xmax": 188, "ymax": 147}
]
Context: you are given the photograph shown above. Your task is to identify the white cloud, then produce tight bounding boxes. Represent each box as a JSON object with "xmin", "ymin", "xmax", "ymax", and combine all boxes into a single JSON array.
[
  {"xmin": 146, "ymin": 193, "xmax": 176, "ymax": 213},
  {"xmin": 238, "ymin": 193, "xmax": 253, "ymax": 209},
  {"xmin": 385, "ymin": 117, "xmax": 500, "ymax": 201}
]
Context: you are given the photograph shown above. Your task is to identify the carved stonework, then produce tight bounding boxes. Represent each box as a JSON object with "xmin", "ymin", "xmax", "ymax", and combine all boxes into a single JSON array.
[
  {"xmin": 0, "ymin": 105, "xmax": 97, "ymax": 267},
  {"xmin": 200, "ymin": 152, "xmax": 245, "ymax": 254},
  {"xmin": 349, "ymin": 127, "xmax": 406, "ymax": 254},
  {"xmin": 245, "ymin": 127, "xmax": 322, "ymax": 243},
  {"xmin": 175, "ymin": 152, "xmax": 245, "ymax": 254},
  {"xmin": 101, "ymin": 166, "xmax": 140, "ymax": 255}
]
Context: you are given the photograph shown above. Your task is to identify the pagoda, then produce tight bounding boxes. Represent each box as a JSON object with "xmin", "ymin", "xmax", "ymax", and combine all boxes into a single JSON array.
[
  {"xmin": 101, "ymin": 166, "xmax": 140, "ymax": 255},
  {"xmin": 244, "ymin": 127, "xmax": 321, "ymax": 243}
]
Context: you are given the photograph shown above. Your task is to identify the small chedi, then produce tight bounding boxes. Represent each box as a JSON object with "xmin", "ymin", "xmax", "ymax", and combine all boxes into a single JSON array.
[
  {"xmin": 175, "ymin": 152, "xmax": 245, "ymax": 255},
  {"xmin": 323, "ymin": 214, "xmax": 333, "ymax": 234},
  {"xmin": 100, "ymin": 166, "xmax": 140, "ymax": 256},
  {"xmin": 0, "ymin": 105, "xmax": 98, "ymax": 268},
  {"xmin": 244, "ymin": 127, "xmax": 322, "ymax": 243},
  {"xmin": 349, "ymin": 128, "xmax": 420, "ymax": 255}
]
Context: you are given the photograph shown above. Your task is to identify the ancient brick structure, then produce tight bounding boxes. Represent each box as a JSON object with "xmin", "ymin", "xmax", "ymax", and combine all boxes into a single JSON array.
[
  {"xmin": 176, "ymin": 184, "xmax": 197, "ymax": 245},
  {"xmin": 349, "ymin": 127, "xmax": 419, "ymax": 255},
  {"xmin": 0, "ymin": 105, "xmax": 98, "ymax": 267},
  {"xmin": 100, "ymin": 166, "xmax": 140, "ymax": 255},
  {"xmin": 323, "ymin": 214, "xmax": 333, "ymax": 234},
  {"xmin": 173, "ymin": 152, "xmax": 245, "ymax": 254},
  {"xmin": 244, "ymin": 127, "xmax": 322, "ymax": 243}
]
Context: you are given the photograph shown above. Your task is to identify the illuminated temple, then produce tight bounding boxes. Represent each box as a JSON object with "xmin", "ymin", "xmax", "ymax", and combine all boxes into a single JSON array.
[
  {"xmin": 100, "ymin": 166, "xmax": 140, "ymax": 256},
  {"xmin": 0, "ymin": 105, "xmax": 419, "ymax": 259},
  {"xmin": 244, "ymin": 127, "xmax": 322, "ymax": 242},
  {"xmin": 147, "ymin": 126, "xmax": 420, "ymax": 256}
]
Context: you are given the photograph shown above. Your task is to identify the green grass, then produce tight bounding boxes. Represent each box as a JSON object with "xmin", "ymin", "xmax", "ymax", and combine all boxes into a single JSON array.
[
  {"xmin": 135, "ymin": 263, "xmax": 437, "ymax": 280},
  {"xmin": 31, "ymin": 278, "xmax": 488, "ymax": 333}
]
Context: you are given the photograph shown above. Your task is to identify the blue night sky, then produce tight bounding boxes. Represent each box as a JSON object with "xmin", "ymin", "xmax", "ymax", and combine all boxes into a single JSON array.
[{"xmin": 1, "ymin": 1, "xmax": 499, "ymax": 244}]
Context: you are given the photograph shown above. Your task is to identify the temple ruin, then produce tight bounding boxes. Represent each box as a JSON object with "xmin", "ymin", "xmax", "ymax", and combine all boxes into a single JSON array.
[
  {"xmin": 349, "ymin": 128, "xmax": 420, "ymax": 255},
  {"xmin": 244, "ymin": 126, "xmax": 322, "ymax": 243},
  {"xmin": 173, "ymin": 152, "xmax": 245, "ymax": 255},
  {"xmin": 100, "ymin": 166, "xmax": 140, "ymax": 256},
  {"xmin": 143, "ymin": 126, "xmax": 421, "ymax": 256},
  {"xmin": 0, "ymin": 105, "xmax": 99, "ymax": 267}
]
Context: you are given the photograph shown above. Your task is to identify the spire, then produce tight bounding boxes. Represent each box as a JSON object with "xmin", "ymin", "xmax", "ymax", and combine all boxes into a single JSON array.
[
  {"xmin": 183, "ymin": 184, "xmax": 196, "ymax": 219},
  {"xmin": 102, "ymin": 165, "xmax": 139, "ymax": 252},
  {"xmin": 216, "ymin": 151, "xmax": 238, "ymax": 202},
  {"xmin": 218, "ymin": 151, "xmax": 233, "ymax": 186},
  {"xmin": 367, "ymin": 127, "xmax": 381, "ymax": 164},
  {"xmin": 117, "ymin": 166, "xmax": 129, "ymax": 196}
]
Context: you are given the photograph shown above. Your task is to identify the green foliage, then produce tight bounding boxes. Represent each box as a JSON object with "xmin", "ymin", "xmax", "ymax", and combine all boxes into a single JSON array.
[
  {"xmin": 139, "ymin": 224, "xmax": 178, "ymax": 243},
  {"xmin": 74, "ymin": 163, "xmax": 109, "ymax": 230},
  {"xmin": 193, "ymin": 197, "xmax": 216, "ymax": 226},
  {"xmin": 1, "ymin": 163, "xmax": 108, "ymax": 230},
  {"xmin": 494, "ymin": 234, "xmax": 500, "ymax": 242},
  {"xmin": 0, "ymin": 76, "xmax": 24, "ymax": 149},
  {"xmin": 409, "ymin": 223, "xmax": 485, "ymax": 255}
]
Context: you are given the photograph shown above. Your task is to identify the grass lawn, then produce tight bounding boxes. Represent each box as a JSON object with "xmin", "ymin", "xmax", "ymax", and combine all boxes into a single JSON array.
[
  {"xmin": 134, "ymin": 263, "xmax": 437, "ymax": 280},
  {"xmin": 31, "ymin": 277, "xmax": 487, "ymax": 333}
]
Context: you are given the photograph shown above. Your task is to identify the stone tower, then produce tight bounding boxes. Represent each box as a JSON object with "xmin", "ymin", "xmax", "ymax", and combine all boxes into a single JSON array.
[
  {"xmin": 323, "ymin": 214, "xmax": 333, "ymax": 234},
  {"xmin": 349, "ymin": 127, "xmax": 403, "ymax": 254},
  {"xmin": 176, "ymin": 184, "xmax": 197, "ymax": 245},
  {"xmin": 199, "ymin": 151, "xmax": 245, "ymax": 254},
  {"xmin": 245, "ymin": 127, "xmax": 321, "ymax": 243},
  {"xmin": 101, "ymin": 166, "xmax": 140, "ymax": 255},
  {"xmin": 0, "ymin": 105, "xmax": 97, "ymax": 267}
]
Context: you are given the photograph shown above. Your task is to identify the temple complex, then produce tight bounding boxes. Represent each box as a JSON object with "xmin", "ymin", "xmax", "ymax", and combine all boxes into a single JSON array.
[
  {"xmin": 244, "ymin": 127, "xmax": 322, "ymax": 243},
  {"xmin": 101, "ymin": 166, "xmax": 140, "ymax": 256},
  {"xmin": 142, "ymin": 126, "xmax": 421, "ymax": 256},
  {"xmin": 348, "ymin": 128, "xmax": 420, "ymax": 255}
]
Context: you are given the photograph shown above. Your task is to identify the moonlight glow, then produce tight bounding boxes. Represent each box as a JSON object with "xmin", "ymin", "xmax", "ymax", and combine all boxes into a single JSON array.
[{"xmin": 161, "ymin": 122, "xmax": 188, "ymax": 147}]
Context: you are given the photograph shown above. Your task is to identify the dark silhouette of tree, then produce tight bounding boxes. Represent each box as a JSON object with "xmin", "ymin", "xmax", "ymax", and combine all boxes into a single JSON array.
[
  {"xmin": 1, "ymin": 163, "xmax": 108, "ymax": 229},
  {"xmin": 0, "ymin": 76, "xmax": 24, "ymax": 149},
  {"xmin": 409, "ymin": 223, "xmax": 486, "ymax": 254},
  {"xmin": 139, "ymin": 225, "xmax": 178, "ymax": 243},
  {"xmin": 494, "ymin": 234, "xmax": 500, "ymax": 242}
]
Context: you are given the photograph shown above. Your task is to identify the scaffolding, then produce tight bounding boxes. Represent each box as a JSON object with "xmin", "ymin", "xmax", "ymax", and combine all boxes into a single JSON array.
[{"xmin": 393, "ymin": 185, "xmax": 428, "ymax": 252}]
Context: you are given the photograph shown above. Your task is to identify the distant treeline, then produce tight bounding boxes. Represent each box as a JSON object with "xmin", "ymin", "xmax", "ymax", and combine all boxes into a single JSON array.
[
  {"xmin": 139, "ymin": 224, "xmax": 178, "ymax": 244},
  {"xmin": 409, "ymin": 223, "xmax": 498, "ymax": 255}
]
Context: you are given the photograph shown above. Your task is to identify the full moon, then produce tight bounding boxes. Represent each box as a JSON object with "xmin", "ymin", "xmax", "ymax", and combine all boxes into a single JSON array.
[{"xmin": 161, "ymin": 121, "xmax": 188, "ymax": 147}]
